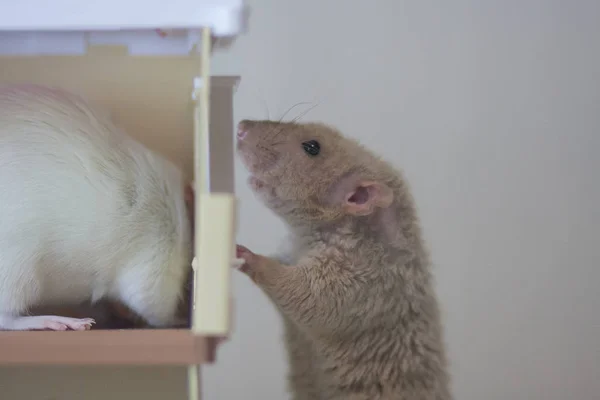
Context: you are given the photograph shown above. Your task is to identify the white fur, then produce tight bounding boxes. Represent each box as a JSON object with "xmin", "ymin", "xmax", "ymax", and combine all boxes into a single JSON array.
[{"xmin": 0, "ymin": 84, "xmax": 192, "ymax": 329}]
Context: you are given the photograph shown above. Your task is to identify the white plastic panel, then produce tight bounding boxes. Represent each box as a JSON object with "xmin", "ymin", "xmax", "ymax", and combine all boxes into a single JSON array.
[
  {"xmin": 0, "ymin": 30, "xmax": 201, "ymax": 56},
  {"xmin": 0, "ymin": 0, "xmax": 245, "ymax": 36}
]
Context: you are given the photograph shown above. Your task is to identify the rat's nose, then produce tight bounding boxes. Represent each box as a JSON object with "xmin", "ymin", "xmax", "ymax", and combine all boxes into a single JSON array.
[
  {"xmin": 237, "ymin": 127, "xmax": 248, "ymax": 140},
  {"xmin": 236, "ymin": 120, "xmax": 253, "ymax": 141}
]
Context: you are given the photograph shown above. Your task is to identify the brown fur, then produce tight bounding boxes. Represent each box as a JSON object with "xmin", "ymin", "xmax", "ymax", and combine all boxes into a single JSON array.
[{"xmin": 235, "ymin": 120, "xmax": 452, "ymax": 400}]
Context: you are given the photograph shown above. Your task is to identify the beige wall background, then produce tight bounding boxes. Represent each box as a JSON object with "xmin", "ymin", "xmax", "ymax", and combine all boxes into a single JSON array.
[{"xmin": 1, "ymin": 1, "xmax": 600, "ymax": 399}]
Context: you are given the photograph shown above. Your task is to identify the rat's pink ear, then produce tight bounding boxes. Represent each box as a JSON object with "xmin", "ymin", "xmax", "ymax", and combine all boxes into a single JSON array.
[
  {"xmin": 341, "ymin": 180, "xmax": 393, "ymax": 216},
  {"xmin": 184, "ymin": 181, "xmax": 195, "ymax": 228},
  {"xmin": 184, "ymin": 181, "xmax": 195, "ymax": 208}
]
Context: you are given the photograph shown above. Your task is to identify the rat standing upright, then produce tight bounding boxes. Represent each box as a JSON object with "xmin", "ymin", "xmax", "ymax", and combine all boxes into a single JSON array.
[
  {"xmin": 0, "ymin": 84, "xmax": 194, "ymax": 331},
  {"xmin": 236, "ymin": 120, "xmax": 452, "ymax": 400}
]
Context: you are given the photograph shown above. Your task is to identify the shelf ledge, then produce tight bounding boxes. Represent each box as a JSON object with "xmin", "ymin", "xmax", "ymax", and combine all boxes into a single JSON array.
[{"xmin": 0, "ymin": 329, "xmax": 219, "ymax": 366}]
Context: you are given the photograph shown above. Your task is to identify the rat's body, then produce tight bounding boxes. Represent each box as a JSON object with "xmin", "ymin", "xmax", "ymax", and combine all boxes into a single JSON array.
[
  {"xmin": 0, "ymin": 84, "xmax": 193, "ymax": 331},
  {"xmin": 236, "ymin": 120, "xmax": 452, "ymax": 400}
]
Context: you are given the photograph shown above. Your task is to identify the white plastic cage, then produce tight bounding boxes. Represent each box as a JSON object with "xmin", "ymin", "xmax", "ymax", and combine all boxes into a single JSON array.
[{"xmin": 0, "ymin": 1, "xmax": 247, "ymax": 399}]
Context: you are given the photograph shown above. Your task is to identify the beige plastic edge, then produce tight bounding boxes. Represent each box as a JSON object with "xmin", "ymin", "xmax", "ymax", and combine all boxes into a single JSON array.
[
  {"xmin": 188, "ymin": 26, "xmax": 211, "ymax": 400},
  {"xmin": 192, "ymin": 26, "xmax": 234, "ymax": 337},
  {"xmin": 188, "ymin": 26, "xmax": 235, "ymax": 400},
  {"xmin": 194, "ymin": 193, "xmax": 235, "ymax": 335},
  {"xmin": 188, "ymin": 364, "xmax": 200, "ymax": 400}
]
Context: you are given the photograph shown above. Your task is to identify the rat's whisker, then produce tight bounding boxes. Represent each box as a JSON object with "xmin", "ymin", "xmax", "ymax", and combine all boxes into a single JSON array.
[
  {"xmin": 270, "ymin": 126, "xmax": 286, "ymax": 140},
  {"xmin": 291, "ymin": 102, "xmax": 320, "ymax": 123},
  {"xmin": 279, "ymin": 102, "xmax": 312, "ymax": 123},
  {"xmin": 261, "ymin": 98, "xmax": 271, "ymax": 120},
  {"xmin": 253, "ymin": 88, "xmax": 271, "ymax": 119},
  {"xmin": 265, "ymin": 126, "xmax": 280, "ymax": 140}
]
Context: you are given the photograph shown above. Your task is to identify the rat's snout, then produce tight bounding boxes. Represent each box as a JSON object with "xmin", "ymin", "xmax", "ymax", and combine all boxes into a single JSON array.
[
  {"xmin": 236, "ymin": 119, "xmax": 280, "ymax": 177},
  {"xmin": 236, "ymin": 120, "xmax": 255, "ymax": 141},
  {"xmin": 237, "ymin": 126, "xmax": 248, "ymax": 140},
  {"xmin": 236, "ymin": 119, "xmax": 260, "ymax": 167}
]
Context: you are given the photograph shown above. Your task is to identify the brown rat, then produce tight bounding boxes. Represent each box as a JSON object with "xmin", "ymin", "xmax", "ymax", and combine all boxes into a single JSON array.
[{"xmin": 235, "ymin": 120, "xmax": 452, "ymax": 400}]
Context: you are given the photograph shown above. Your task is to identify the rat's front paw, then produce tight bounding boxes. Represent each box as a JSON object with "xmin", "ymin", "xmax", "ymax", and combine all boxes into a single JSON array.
[
  {"xmin": 236, "ymin": 244, "xmax": 260, "ymax": 277},
  {"xmin": 236, "ymin": 245, "xmax": 274, "ymax": 284},
  {"xmin": 236, "ymin": 244, "xmax": 254, "ymax": 266}
]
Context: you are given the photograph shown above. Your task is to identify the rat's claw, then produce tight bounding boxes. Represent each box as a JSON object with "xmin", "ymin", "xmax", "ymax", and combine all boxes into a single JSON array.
[
  {"xmin": 236, "ymin": 245, "xmax": 253, "ymax": 260},
  {"xmin": 235, "ymin": 245, "xmax": 255, "ymax": 274}
]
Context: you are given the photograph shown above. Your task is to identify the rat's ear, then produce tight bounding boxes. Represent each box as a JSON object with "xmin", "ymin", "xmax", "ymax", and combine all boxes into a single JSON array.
[
  {"xmin": 184, "ymin": 181, "xmax": 195, "ymax": 229},
  {"xmin": 343, "ymin": 181, "xmax": 394, "ymax": 216},
  {"xmin": 330, "ymin": 175, "xmax": 393, "ymax": 216},
  {"xmin": 184, "ymin": 181, "xmax": 195, "ymax": 208}
]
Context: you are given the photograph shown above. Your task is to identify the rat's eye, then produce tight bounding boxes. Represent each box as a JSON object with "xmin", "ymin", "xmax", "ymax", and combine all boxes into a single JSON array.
[{"xmin": 302, "ymin": 140, "xmax": 320, "ymax": 156}]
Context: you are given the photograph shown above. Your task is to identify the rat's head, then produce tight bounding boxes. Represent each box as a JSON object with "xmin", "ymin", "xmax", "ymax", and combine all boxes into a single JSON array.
[{"xmin": 236, "ymin": 119, "xmax": 398, "ymax": 228}]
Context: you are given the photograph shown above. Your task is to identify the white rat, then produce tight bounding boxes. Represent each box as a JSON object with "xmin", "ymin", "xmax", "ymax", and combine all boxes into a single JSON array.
[{"xmin": 0, "ymin": 84, "xmax": 194, "ymax": 331}]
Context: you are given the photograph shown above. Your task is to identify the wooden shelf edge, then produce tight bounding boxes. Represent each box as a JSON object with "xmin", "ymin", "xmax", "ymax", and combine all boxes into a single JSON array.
[{"xmin": 0, "ymin": 329, "xmax": 219, "ymax": 366}]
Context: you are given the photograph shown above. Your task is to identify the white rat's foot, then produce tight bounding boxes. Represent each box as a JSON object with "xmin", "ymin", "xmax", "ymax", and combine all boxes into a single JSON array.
[{"xmin": 0, "ymin": 315, "xmax": 95, "ymax": 331}]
